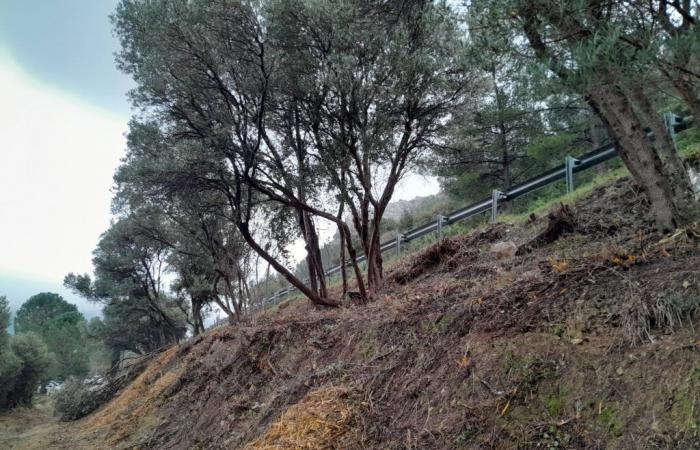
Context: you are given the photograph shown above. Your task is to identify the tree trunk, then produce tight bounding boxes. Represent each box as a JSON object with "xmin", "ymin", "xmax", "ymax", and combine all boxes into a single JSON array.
[
  {"xmin": 307, "ymin": 216, "xmax": 328, "ymax": 298},
  {"xmin": 364, "ymin": 218, "xmax": 385, "ymax": 298},
  {"xmin": 299, "ymin": 211, "xmax": 328, "ymax": 299},
  {"xmin": 623, "ymin": 82, "xmax": 689, "ymax": 194},
  {"xmin": 590, "ymin": 85, "xmax": 681, "ymax": 231},
  {"xmin": 339, "ymin": 222, "xmax": 368, "ymax": 302},
  {"xmin": 621, "ymin": 83, "xmax": 699, "ymax": 226},
  {"xmin": 336, "ymin": 207, "xmax": 348, "ymax": 298},
  {"xmin": 191, "ymin": 297, "xmax": 204, "ymax": 335},
  {"xmin": 210, "ymin": 277, "xmax": 238, "ymax": 324},
  {"xmin": 519, "ymin": 6, "xmax": 699, "ymax": 231},
  {"xmin": 339, "ymin": 228, "xmax": 348, "ymax": 297},
  {"xmin": 237, "ymin": 222, "xmax": 339, "ymax": 307}
]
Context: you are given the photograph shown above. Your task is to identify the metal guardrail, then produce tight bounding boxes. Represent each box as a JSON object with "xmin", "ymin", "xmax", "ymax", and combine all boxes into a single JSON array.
[
  {"xmin": 258, "ymin": 143, "xmax": 618, "ymax": 307},
  {"xmin": 257, "ymin": 113, "xmax": 687, "ymax": 308}
]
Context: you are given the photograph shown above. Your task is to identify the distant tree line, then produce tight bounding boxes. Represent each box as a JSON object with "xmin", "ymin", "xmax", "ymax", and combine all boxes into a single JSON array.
[
  {"xmin": 64, "ymin": 0, "xmax": 700, "ymax": 358},
  {"xmin": 0, "ymin": 293, "xmax": 108, "ymax": 411}
]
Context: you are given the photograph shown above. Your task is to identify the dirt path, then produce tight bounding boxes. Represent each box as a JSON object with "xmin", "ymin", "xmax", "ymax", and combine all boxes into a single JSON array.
[{"xmin": 0, "ymin": 396, "xmax": 85, "ymax": 450}]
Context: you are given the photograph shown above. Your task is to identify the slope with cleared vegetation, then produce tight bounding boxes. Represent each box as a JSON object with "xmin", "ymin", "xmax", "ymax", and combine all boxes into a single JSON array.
[{"xmin": 9, "ymin": 164, "xmax": 700, "ymax": 450}]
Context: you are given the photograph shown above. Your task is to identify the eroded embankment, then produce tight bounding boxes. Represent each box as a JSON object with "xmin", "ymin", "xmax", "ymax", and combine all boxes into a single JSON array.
[{"xmin": 50, "ymin": 176, "xmax": 700, "ymax": 450}]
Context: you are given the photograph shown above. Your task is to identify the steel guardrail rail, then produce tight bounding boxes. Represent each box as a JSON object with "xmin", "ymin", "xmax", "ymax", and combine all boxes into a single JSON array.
[{"xmin": 258, "ymin": 141, "xmax": 623, "ymax": 306}]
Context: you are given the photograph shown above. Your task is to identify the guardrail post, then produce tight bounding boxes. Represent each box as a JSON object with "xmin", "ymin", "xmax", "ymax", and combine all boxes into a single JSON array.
[
  {"xmin": 436, "ymin": 214, "xmax": 446, "ymax": 240},
  {"xmin": 663, "ymin": 112, "xmax": 682, "ymax": 151},
  {"xmin": 396, "ymin": 233, "xmax": 404, "ymax": 256},
  {"xmin": 491, "ymin": 190, "xmax": 505, "ymax": 223},
  {"xmin": 565, "ymin": 156, "xmax": 581, "ymax": 193}
]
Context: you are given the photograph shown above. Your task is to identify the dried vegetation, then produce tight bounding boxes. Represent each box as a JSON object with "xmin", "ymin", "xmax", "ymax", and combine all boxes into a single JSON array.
[{"xmin": 43, "ymin": 176, "xmax": 700, "ymax": 449}]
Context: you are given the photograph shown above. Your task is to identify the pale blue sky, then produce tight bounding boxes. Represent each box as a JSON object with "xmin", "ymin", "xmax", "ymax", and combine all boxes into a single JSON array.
[
  {"xmin": 0, "ymin": 0, "xmax": 133, "ymax": 115},
  {"xmin": 0, "ymin": 0, "xmax": 132, "ymax": 318}
]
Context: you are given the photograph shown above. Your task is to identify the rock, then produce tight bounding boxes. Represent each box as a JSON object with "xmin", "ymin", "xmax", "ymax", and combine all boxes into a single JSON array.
[
  {"xmin": 490, "ymin": 241, "xmax": 518, "ymax": 260},
  {"xmin": 571, "ymin": 338, "xmax": 584, "ymax": 345},
  {"xmin": 689, "ymin": 167, "xmax": 700, "ymax": 201},
  {"xmin": 518, "ymin": 269, "xmax": 542, "ymax": 282}
]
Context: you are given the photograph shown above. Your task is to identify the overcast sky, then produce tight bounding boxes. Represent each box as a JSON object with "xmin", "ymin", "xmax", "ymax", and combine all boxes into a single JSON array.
[{"xmin": 0, "ymin": 0, "xmax": 438, "ymax": 319}]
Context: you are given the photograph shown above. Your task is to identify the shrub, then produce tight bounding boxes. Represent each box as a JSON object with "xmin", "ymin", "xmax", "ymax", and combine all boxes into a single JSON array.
[
  {"xmin": 0, "ymin": 348, "xmax": 22, "ymax": 408},
  {"xmin": 622, "ymin": 291, "xmax": 700, "ymax": 344},
  {"xmin": 1, "ymin": 333, "xmax": 50, "ymax": 409}
]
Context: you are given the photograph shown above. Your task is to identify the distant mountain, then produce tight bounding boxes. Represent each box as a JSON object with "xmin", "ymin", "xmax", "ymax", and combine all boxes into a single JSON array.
[{"xmin": 382, "ymin": 192, "xmax": 449, "ymax": 222}]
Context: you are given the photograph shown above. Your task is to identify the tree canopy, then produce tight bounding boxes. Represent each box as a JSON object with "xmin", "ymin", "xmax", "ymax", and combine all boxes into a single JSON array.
[
  {"xmin": 0, "ymin": 295, "xmax": 52, "ymax": 410},
  {"xmin": 14, "ymin": 292, "xmax": 89, "ymax": 380},
  {"xmin": 64, "ymin": 0, "xmax": 700, "ymax": 361}
]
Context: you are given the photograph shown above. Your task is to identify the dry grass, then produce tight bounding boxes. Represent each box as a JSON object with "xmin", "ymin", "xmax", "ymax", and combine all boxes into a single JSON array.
[
  {"xmin": 244, "ymin": 386, "xmax": 358, "ymax": 450},
  {"xmin": 83, "ymin": 345, "xmax": 181, "ymax": 444},
  {"xmin": 622, "ymin": 291, "xmax": 700, "ymax": 344}
]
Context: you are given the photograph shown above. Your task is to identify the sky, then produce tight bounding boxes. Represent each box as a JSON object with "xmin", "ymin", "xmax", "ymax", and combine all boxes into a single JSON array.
[
  {"xmin": 0, "ymin": 0, "xmax": 130, "ymax": 317},
  {"xmin": 0, "ymin": 0, "xmax": 439, "ymax": 320}
]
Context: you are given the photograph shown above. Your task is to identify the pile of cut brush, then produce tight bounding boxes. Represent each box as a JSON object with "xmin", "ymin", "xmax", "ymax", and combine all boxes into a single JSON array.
[{"xmin": 53, "ymin": 350, "xmax": 164, "ymax": 421}]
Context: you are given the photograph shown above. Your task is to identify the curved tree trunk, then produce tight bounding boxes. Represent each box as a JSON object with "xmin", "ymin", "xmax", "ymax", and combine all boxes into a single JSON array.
[
  {"xmin": 589, "ymin": 86, "xmax": 687, "ymax": 231},
  {"xmin": 191, "ymin": 296, "xmax": 204, "ymax": 335},
  {"xmin": 237, "ymin": 222, "xmax": 340, "ymax": 307}
]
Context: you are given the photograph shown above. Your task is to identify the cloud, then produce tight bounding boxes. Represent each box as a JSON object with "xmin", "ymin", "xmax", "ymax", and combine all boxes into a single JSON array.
[{"xmin": 0, "ymin": 49, "xmax": 127, "ymax": 281}]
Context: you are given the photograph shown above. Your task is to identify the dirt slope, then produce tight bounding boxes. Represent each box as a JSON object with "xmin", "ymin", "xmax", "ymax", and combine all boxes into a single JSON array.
[{"xmin": 44, "ymin": 176, "xmax": 700, "ymax": 449}]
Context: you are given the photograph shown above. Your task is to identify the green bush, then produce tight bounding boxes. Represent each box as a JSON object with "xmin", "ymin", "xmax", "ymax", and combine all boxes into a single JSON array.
[
  {"xmin": 676, "ymin": 126, "xmax": 700, "ymax": 157},
  {"xmin": 0, "ymin": 348, "xmax": 22, "ymax": 408},
  {"xmin": 0, "ymin": 295, "xmax": 10, "ymax": 348},
  {"xmin": 0, "ymin": 333, "xmax": 51, "ymax": 409}
]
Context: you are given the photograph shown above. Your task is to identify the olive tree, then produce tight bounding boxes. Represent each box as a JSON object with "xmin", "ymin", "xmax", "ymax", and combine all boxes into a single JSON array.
[
  {"xmin": 470, "ymin": 0, "xmax": 699, "ymax": 231},
  {"xmin": 266, "ymin": 0, "xmax": 469, "ymax": 297}
]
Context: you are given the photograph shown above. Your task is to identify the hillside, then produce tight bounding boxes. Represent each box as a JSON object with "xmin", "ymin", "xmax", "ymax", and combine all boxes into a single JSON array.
[
  {"xmin": 13, "ymin": 173, "xmax": 700, "ymax": 450},
  {"xmin": 382, "ymin": 192, "xmax": 450, "ymax": 222}
]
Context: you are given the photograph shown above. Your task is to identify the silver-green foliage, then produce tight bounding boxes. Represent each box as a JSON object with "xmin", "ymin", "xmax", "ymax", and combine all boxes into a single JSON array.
[{"xmin": 0, "ymin": 298, "xmax": 51, "ymax": 411}]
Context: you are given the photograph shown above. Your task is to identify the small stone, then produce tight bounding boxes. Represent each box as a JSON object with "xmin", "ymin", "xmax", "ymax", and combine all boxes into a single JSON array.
[
  {"xmin": 518, "ymin": 269, "xmax": 542, "ymax": 282},
  {"xmin": 571, "ymin": 338, "xmax": 583, "ymax": 345},
  {"xmin": 683, "ymin": 280, "xmax": 691, "ymax": 289},
  {"xmin": 616, "ymin": 367, "xmax": 624, "ymax": 376},
  {"xmin": 490, "ymin": 241, "xmax": 518, "ymax": 260},
  {"xmin": 251, "ymin": 402, "xmax": 264, "ymax": 411}
]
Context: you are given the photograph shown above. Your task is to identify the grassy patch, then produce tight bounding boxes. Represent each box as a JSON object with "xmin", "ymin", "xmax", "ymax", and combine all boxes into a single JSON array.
[
  {"xmin": 598, "ymin": 404, "xmax": 623, "ymax": 436},
  {"xmin": 455, "ymin": 426, "xmax": 479, "ymax": 443},
  {"xmin": 672, "ymin": 366, "xmax": 700, "ymax": 434},
  {"xmin": 420, "ymin": 313, "xmax": 459, "ymax": 335},
  {"xmin": 358, "ymin": 329, "xmax": 378, "ymax": 360},
  {"xmin": 676, "ymin": 126, "xmax": 700, "ymax": 158},
  {"xmin": 545, "ymin": 389, "xmax": 568, "ymax": 417},
  {"xmin": 536, "ymin": 425, "xmax": 573, "ymax": 449},
  {"xmin": 498, "ymin": 167, "xmax": 629, "ymax": 225},
  {"xmin": 499, "ymin": 352, "xmax": 559, "ymax": 405}
]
